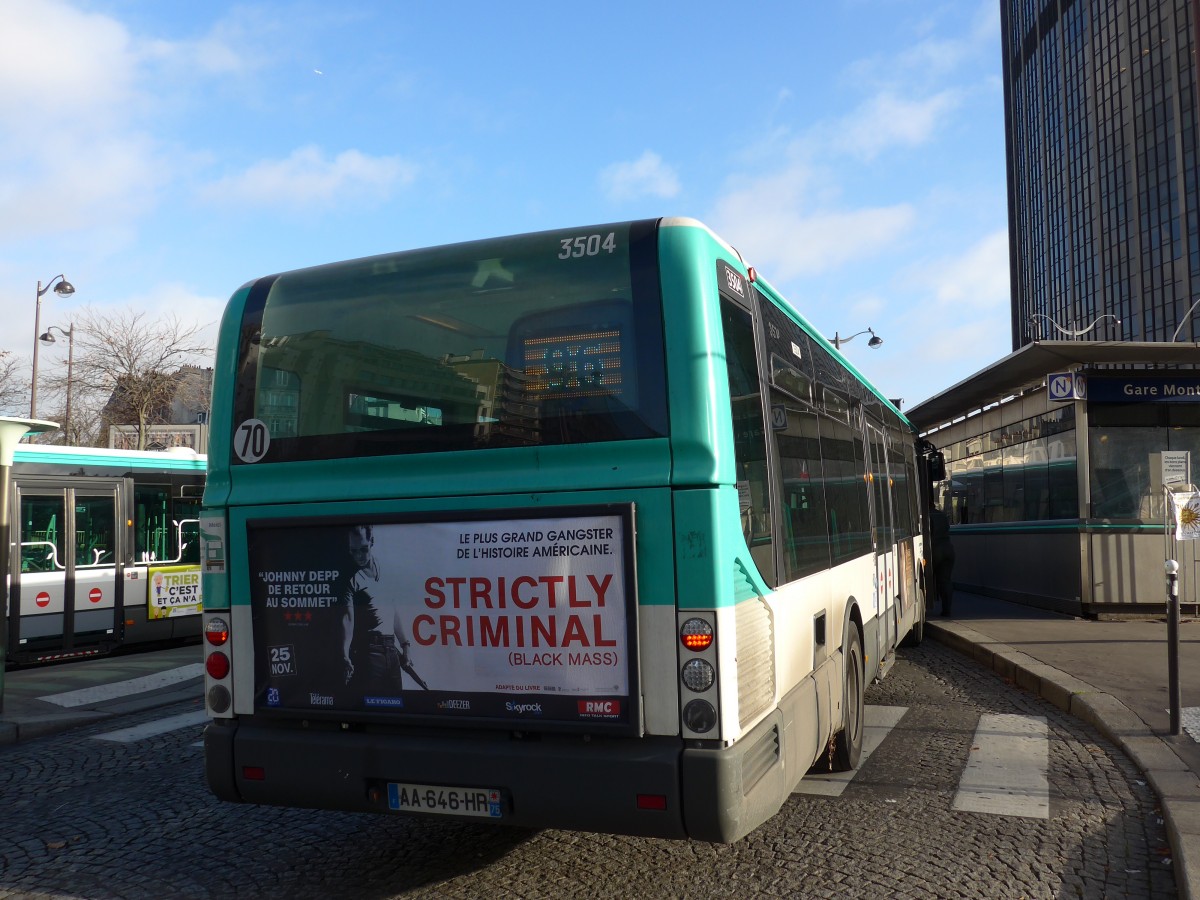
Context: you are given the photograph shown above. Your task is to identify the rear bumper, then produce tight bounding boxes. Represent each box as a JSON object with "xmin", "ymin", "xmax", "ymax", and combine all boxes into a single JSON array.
[{"xmin": 205, "ymin": 709, "xmax": 789, "ymax": 842}]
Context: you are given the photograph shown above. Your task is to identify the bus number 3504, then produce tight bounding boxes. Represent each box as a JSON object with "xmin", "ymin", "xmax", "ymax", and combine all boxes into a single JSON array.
[{"xmin": 558, "ymin": 233, "xmax": 617, "ymax": 259}]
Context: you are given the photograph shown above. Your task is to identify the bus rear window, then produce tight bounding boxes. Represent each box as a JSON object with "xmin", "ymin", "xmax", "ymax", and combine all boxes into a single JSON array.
[{"xmin": 232, "ymin": 221, "xmax": 667, "ymax": 463}]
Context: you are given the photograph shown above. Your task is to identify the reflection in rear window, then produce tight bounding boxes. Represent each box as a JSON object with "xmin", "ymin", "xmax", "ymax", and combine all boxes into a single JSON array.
[{"xmin": 233, "ymin": 221, "xmax": 667, "ymax": 463}]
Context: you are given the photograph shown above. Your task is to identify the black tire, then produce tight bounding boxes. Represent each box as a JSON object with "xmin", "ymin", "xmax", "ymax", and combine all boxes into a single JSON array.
[
  {"xmin": 902, "ymin": 592, "xmax": 926, "ymax": 647},
  {"xmin": 830, "ymin": 625, "xmax": 865, "ymax": 771}
]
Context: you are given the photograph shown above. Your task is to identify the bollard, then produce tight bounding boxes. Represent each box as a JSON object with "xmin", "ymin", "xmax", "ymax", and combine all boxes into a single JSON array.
[{"xmin": 1165, "ymin": 559, "xmax": 1182, "ymax": 736}]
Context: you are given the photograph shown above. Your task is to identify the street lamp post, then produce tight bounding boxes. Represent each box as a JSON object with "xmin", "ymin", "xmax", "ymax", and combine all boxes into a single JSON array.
[
  {"xmin": 830, "ymin": 327, "xmax": 883, "ymax": 350},
  {"xmin": 30, "ymin": 275, "xmax": 76, "ymax": 419},
  {"xmin": 39, "ymin": 324, "xmax": 75, "ymax": 444}
]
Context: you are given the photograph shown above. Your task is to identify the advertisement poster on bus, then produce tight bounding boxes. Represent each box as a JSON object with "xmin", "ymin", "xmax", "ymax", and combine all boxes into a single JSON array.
[
  {"xmin": 147, "ymin": 564, "xmax": 203, "ymax": 619},
  {"xmin": 246, "ymin": 506, "xmax": 637, "ymax": 731}
]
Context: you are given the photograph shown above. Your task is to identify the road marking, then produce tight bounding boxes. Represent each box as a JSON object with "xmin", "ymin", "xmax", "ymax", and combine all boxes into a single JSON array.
[
  {"xmin": 93, "ymin": 710, "xmax": 210, "ymax": 743},
  {"xmin": 953, "ymin": 713, "xmax": 1049, "ymax": 819},
  {"xmin": 37, "ymin": 664, "xmax": 204, "ymax": 708},
  {"xmin": 794, "ymin": 705, "xmax": 908, "ymax": 797}
]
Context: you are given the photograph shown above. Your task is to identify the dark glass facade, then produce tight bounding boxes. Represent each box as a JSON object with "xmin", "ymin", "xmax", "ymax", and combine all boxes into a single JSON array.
[{"xmin": 1002, "ymin": 0, "xmax": 1200, "ymax": 347}]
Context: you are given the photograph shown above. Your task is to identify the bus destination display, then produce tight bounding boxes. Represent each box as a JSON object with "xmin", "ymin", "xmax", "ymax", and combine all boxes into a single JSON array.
[{"xmin": 523, "ymin": 327, "xmax": 625, "ymax": 398}]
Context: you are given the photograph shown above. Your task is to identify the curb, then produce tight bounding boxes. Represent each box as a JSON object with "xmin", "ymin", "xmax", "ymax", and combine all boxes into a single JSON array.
[
  {"xmin": 0, "ymin": 709, "xmax": 109, "ymax": 745},
  {"xmin": 928, "ymin": 620, "xmax": 1200, "ymax": 900}
]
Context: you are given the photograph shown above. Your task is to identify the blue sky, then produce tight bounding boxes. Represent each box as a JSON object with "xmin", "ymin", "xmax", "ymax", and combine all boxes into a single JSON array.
[{"xmin": 1, "ymin": 0, "xmax": 1010, "ymax": 411}]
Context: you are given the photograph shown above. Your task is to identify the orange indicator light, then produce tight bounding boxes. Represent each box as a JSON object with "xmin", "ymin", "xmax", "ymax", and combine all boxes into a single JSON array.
[{"xmin": 679, "ymin": 617, "xmax": 714, "ymax": 651}]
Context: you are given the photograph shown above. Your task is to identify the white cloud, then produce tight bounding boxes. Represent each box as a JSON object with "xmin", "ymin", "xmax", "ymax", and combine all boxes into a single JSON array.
[
  {"xmin": 197, "ymin": 146, "xmax": 419, "ymax": 211},
  {"xmin": 139, "ymin": 5, "xmax": 282, "ymax": 80},
  {"xmin": 0, "ymin": 0, "xmax": 157, "ymax": 240},
  {"xmin": 0, "ymin": 0, "xmax": 251, "ymax": 242},
  {"xmin": 711, "ymin": 164, "xmax": 914, "ymax": 281},
  {"xmin": 834, "ymin": 90, "xmax": 962, "ymax": 160},
  {"xmin": 846, "ymin": 1, "xmax": 998, "ymax": 91},
  {"xmin": 131, "ymin": 282, "xmax": 227, "ymax": 328},
  {"xmin": 600, "ymin": 151, "xmax": 681, "ymax": 202},
  {"xmin": 0, "ymin": 135, "xmax": 167, "ymax": 240},
  {"xmin": 864, "ymin": 311, "xmax": 1012, "ymax": 407},
  {"xmin": 870, "ymin": 230, "xmax": 1011, "ymax": 403},
  {"xmin": 925, "ymin": 229, "xmax": 1010, "ymax": 309},
  {"xmin": 0, "ymin": 0, "xmax": 137, "ymax": 130}
]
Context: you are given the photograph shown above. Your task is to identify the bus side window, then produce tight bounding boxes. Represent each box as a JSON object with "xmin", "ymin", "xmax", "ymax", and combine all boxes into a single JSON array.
[
  {"xmin": 720, "ymin": 299, "xmax": 774, "ymax": 585},
  {"xmin": 74, "ymin": 496, "xmax": 116, "ymax": 567},
  {"xmin": 821, "ymin": 412, "xmax": 872, "ymax": 563},
  {"xmin": 20, "ymin": 497, "xmax": 65, "ymax": 573},
  {"xmin": 134, "ymin": 485, "xmax": 171, "ymax": 562},
  {"xmin": 175, "ymin": 498, "xmax": 202, "ymax": 564},
  {"xmin": 771, "ymin": 395, "xmax": 831, "ymax": 581}
]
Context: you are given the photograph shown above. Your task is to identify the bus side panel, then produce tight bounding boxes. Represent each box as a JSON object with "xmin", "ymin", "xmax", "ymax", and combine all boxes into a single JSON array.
[
  {"xmin": 681, "ymin": 709, "xmax": 787, "ymax": 843},
  {"xmin": 861, "ymin": 614, "xmax": 881, "ymax": 682},
  {"xmin": 657, "ymin": 225, "xmax": 738, "ymax": 488},
  {"xmin": 679, "ymin": 656, "xmax": 836, "ymax": 844},
  {"xmin": 202, "ymin": 282, "xmax": 256, "ymax": 512},
  {"xmin": 766, "ymin": 571, "xmax": 833, "ymax": 720}
]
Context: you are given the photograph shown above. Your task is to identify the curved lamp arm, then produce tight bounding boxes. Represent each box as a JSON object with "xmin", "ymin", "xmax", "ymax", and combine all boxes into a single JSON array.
[
  {"xmin": 830, "ymin": 327, "xmax": 883, "ymax": 350},
  {"xmin": 1171, "ymin": 297, "xmax": 1200, "ymax": 341},
  {"xmin": 1028, "ymin": 313, "xmax": 1120, "ymax": 340},
  {"xmin": 36, "ymin": 275, "xmax": 75, "ymax": 300}
]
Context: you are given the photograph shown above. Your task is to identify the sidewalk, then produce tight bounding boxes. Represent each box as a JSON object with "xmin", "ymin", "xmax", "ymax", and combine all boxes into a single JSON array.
[
  {"xmin": 0, "ymin": 605, "xmax": 1196, "ymax": 897},
  {"xmin": 928, "ymin": 591, "xmax": 1200, "ymax": 900}
]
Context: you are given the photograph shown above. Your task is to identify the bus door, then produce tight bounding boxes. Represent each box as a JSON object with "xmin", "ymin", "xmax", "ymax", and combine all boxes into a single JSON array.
[
  {"xmin": 865, "ymin": 423, "xmax": 898, "ymax": 658},
  {"xmin": 12, "ymin": 480, "xmax": 122, "ymax": 657}
]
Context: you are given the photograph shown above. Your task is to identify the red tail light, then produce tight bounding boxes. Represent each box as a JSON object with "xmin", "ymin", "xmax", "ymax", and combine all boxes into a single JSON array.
[
  {"xmin": 205, "ymin": 616, "xmax": 229, "ymax": 646},
  {"xmin": 206, "ymin": 650, "xmax": 230, "ymax": 679}
]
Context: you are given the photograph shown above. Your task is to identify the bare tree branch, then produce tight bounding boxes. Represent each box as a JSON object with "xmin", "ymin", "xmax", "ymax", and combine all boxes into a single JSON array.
[
  {"xmin": 0, "ymin": 350, "xmax": 29, "ymax": 416},
  {"xmin": 62, "ymin": 306, "xmax": 212, "ymax": 449}
]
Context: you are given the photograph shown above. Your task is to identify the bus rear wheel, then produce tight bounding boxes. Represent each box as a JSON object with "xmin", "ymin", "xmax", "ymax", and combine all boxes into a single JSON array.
[
  {"xmin": 830, "ymin": 625, "xmax": 864, "ymax": 772},
  {"xmin": 902, "ymin": 593, "xmax": 926, "ymax": 647}
]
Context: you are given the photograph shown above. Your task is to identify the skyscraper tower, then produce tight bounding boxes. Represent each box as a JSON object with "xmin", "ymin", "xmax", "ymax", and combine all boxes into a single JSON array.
[{"xmin": 1001, "ymin": 0, "xmax": 1200, "ymax": 348}]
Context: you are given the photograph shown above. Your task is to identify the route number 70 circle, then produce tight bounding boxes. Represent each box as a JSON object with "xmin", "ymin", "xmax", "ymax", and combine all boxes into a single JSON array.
[{"xmin": 234, "ymin": 419, "xmax": 271, "ymax": 463}]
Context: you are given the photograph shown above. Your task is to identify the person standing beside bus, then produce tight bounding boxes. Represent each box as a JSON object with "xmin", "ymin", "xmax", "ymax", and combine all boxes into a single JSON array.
[
  {"xmin": 339, "ymin": 525, "xmax": 413, "ymax": 697},
  {"xmin": 929, "ymin": 505, "xmax": 956, "ymax": 616}
]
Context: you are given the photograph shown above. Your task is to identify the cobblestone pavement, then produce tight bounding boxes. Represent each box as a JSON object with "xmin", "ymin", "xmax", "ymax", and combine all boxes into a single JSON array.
[{"xmin": 0, "ymin": 642, "xmax": 1178, "ymax": 899}]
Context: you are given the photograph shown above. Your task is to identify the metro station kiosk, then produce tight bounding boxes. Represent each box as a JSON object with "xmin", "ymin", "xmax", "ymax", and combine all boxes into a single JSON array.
[{"xmin": 908, "ymin": 341, "xmax": 1200, "ymax": 618}]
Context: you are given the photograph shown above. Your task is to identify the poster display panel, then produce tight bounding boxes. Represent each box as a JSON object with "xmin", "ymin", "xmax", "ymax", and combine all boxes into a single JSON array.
[
  {"xmin": 246, "ymin": 505, "xmax": 638, "ymax": 732},
  {"xmin": 147, "ymin": 565, "xmax": 203, "ymax": 619}
]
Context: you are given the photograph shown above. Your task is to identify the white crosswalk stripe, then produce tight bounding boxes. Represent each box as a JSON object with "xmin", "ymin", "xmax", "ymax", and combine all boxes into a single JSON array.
[
  {"xmin": 952, "ymin": 713, "xmax": 1049, "ymax": 819},
  {"xmin": 92, "ymin": 710, "xmax": 210, "ymax": 743},
  {"xmin": 793, "ymin": 706, "xmax": 1052, "ymax": 820},
  {"xmin": 794, "ymin": 705, "xmax": 907, "ymax": 797},
  {"xmin": 37, "ymin": 664, "xmax": 204, "ymax": 708}
]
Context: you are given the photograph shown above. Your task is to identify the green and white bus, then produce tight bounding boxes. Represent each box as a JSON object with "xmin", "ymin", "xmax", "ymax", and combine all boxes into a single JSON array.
[
  {"xmin": 9, "ymin": 444, "xmax": 205, "ymax": 665},
  {"xmin": 201, "ymin": 218, "xmax": 935, "ymax": 842}
]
